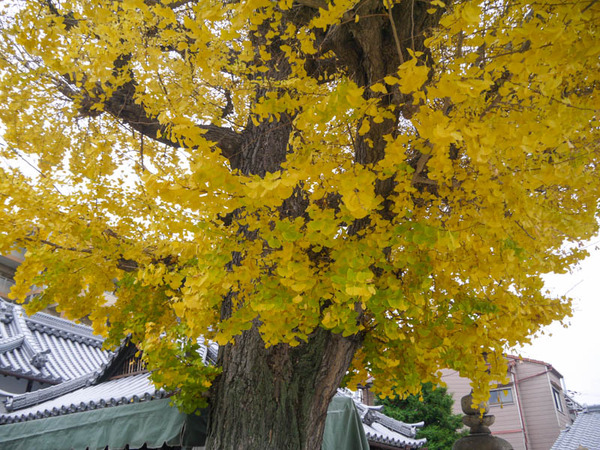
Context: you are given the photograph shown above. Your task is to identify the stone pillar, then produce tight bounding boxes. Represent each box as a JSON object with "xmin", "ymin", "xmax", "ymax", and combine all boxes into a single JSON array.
[{"xmin": 452, "ymin": 393, "xmax": 513, "ymax": 450}]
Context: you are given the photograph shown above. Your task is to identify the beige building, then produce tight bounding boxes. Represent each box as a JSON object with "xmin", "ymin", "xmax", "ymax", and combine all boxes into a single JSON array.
[
  {"xmin": 0, "ymin": 251, "xmax": 22, "ymax": 299},
  {"xmin": 442, "ymin": 356, "xmax": 574, "ymax": 450}
]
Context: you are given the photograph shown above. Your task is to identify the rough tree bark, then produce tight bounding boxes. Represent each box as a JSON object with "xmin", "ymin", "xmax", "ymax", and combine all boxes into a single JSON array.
[{"xmin": 207, "ymin": 327, "xmax": 363, "ymax": 449}]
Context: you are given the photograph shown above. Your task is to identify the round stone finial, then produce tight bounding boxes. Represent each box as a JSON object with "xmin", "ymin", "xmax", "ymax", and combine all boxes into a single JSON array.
[
  {"xmin": 461, "ymin": 393, "xmax": 489, "ymax": 415},
  {"xmin": 452, "ymin": 393, "xmax": 514, "ymax": 450}
]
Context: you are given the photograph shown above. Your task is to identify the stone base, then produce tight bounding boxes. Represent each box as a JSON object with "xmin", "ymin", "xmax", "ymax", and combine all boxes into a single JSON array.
[{"xmin": 453, "ymin": 433, "xmax": 513, "ymax": 450}]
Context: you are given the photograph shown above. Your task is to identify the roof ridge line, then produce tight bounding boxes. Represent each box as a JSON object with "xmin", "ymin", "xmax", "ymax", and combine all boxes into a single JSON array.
[
  {"xmin": 0, "ymin": 334, "xmax": 25, "ymax": 352},
  {"xmin": 6, "ymin": 373, "xmax": 95, "ymax": 412}
]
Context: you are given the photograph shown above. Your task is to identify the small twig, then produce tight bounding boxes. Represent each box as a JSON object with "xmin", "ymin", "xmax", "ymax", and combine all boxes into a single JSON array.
[
  {"xmin": 515, "ymin": 220, "xmax": 536, "ymax": 240},
  {"xmin": 3, "ymin": 144, "xmax": 66, "ymax": 197},
  {"xmin": 456, "ymin": 31, "xmax": 464, "ymax": 58},
  {"xmin": 24, "ymin": 237, "xmax": 93, "ymax": 254},
  {"xmin": 563, "ymin": 279, "xmax": 584, "ymax": 296},
  {"xmin": 140, "ymin": 133, "xmax": 146, "ymax": 172},
  {"xmin": 582, "ymin": 0, "xmax": 597, "ymax": 12},
  {"xmin": 410, "ymin": 0, "xmax": 416, "ymax": 51},
  {"xmin": 384, "ymin": 0, "xmax": 404, "ymax": 64}
]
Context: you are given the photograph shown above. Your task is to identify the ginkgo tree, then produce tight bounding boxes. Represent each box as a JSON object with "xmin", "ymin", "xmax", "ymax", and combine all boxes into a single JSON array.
[{"xmin": 0, "ymin": 0, "xmax": 598, "ymax": 448}]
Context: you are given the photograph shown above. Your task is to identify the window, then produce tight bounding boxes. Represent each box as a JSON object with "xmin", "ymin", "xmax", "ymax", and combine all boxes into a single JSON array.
[
  {"xmin": 552, "ymin": 387, "xmax": 564, "ymax": 413},
  {"xmin": 111, "ymin": 354, "xmax": 146, "ymax": 378},
  {"xmin": 490, "ymin": 387, "xmax": 514, "ymax": 405}
]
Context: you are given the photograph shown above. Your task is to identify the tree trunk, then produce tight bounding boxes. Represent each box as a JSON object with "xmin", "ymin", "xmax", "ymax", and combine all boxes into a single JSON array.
[
  {"xmin": 203, "ymin": 3, "xmax": 444, "ymax": 447},
  {"xmin": 206, "ymin": 327, "xmax": 362, "ymax": 450},
  {"xmin": 205, "ymin": 61, "xmax": 362, "ymax": 446}
]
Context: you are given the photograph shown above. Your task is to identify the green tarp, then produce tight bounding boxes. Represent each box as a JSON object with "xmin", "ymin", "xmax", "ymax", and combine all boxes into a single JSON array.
[
  {"xmin": 322, "ymin": 396, "xmax": 370, "ymax": 450},
  {"xmin": 0, "ymin": 395, "xmax": 367, "ymax": 450},
  {"xmin": 0, "ymin": 398, "xmax": 207, "ymax": 450}
]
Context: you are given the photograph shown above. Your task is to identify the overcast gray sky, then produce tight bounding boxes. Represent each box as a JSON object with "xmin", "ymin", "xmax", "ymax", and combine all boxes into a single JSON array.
[{"xmin": 517, "ymin": 238, "xmax": 600, "ymax": 406}]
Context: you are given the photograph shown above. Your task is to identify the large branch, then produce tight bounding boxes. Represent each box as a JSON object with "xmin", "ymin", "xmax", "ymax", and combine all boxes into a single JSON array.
[
  {"xmin": 44, "ymin": 0, "xmax": 243, "ymax": 162},
  {"xmin": 55, "ymin": 75, "xmax": 242, "ymax": 160},
  {"xmin": 102, "ymin": 80, "xmax": 243, "ymax": 160}
]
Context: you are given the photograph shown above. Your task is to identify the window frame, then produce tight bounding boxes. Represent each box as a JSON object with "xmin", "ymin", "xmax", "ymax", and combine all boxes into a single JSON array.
[
  {"xmin": 552, "ymin": 387, "xmax": 564, "ymax": 413},
  {"xmin": 489, "ymin": 387, "xmax": 515, "ymax": 406}
]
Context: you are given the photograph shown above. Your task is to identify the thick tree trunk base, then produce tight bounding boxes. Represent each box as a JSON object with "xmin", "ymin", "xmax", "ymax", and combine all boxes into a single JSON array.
[{"xmin": 205, "ymin": 327, "xmax": 362, "ymax": 450}]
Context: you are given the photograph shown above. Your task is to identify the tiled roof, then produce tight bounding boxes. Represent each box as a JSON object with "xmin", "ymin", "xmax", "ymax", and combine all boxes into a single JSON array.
[
  {"xmin": 2, "ymin": 334, "xmax": 216, "ymax": 417},
  {"xmin": 0, "ymin": 299, "xmax": 109, "ymax": 385},
  {"xmin": 551, "ymin": 405, "xmax": 600, "ymax": 450},
  {"xmin": 339, "ymin": 391, "xmax": 427, "ymax": 449},
  {"xmin": 4, "ymin": 339, "xmax": 143, "ymax": 414},
  {"xmin": 197, "ymin": 336, "xmax": 219, "ymax": 365},
  {"xmin": 1, "ymin": 335, "xmax": 216, "ymax": 420},
  {"xmin": 506, "ymin": 354, "xmax": 564, "ymax": 379},
  {"xmin": 5, "ymin": 373, "xmax": 94, "ymax": 412},
  {"xmin": 363, "ymin": 421, "xmax": 426, "ymax": 449},
  {"xmin": 0, "ymin": 372, "xmax": 166, "ymax": 424}
]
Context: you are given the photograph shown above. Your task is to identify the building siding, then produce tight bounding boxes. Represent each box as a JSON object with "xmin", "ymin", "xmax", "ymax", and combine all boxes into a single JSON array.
[
  {"xmin": 442, "ymin": 369, "xmax": 471, "ymax": 416},
  {"xmin": 513, "ymin": 361, "xmax": 569, "ymax": 450},
  {"xmin": 442, "ymin": 357, "xmax": 572, "ymax": 450}
]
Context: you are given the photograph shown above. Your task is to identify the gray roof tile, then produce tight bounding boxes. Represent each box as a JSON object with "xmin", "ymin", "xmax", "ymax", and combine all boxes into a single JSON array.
[
  {"xmin": 551, "ymin": 405, "xmax": 600, "ymax": 450},
  {"xmin": 5, "ymin": 373, "xmax": 93, "ymax": 412},
  {"xmin": 363, "ymin": 421, "xmax": 426, "ymax": 448},
  {"xmin": 0, "ymin": 299, "xmax": 109, "ymax": 384},
  {"xmin": 0, "ymin": 372, "xmax": 166, "ymax": 424}
]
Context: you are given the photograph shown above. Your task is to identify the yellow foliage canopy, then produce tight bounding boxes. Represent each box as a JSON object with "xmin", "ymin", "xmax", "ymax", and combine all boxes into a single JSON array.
[{"xmin": 0, "ymin": 0, "xmax": 598, "ymax": 408}]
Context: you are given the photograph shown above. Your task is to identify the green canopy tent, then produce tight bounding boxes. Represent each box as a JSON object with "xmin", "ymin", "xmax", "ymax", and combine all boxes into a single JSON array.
[
  {"xmin": 0, "ymin": 398, "xmax": 206, "ymax": 450},
  {"xmin": 0, "ymin": 395, "xmax": 368, "ymax": 450}
]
